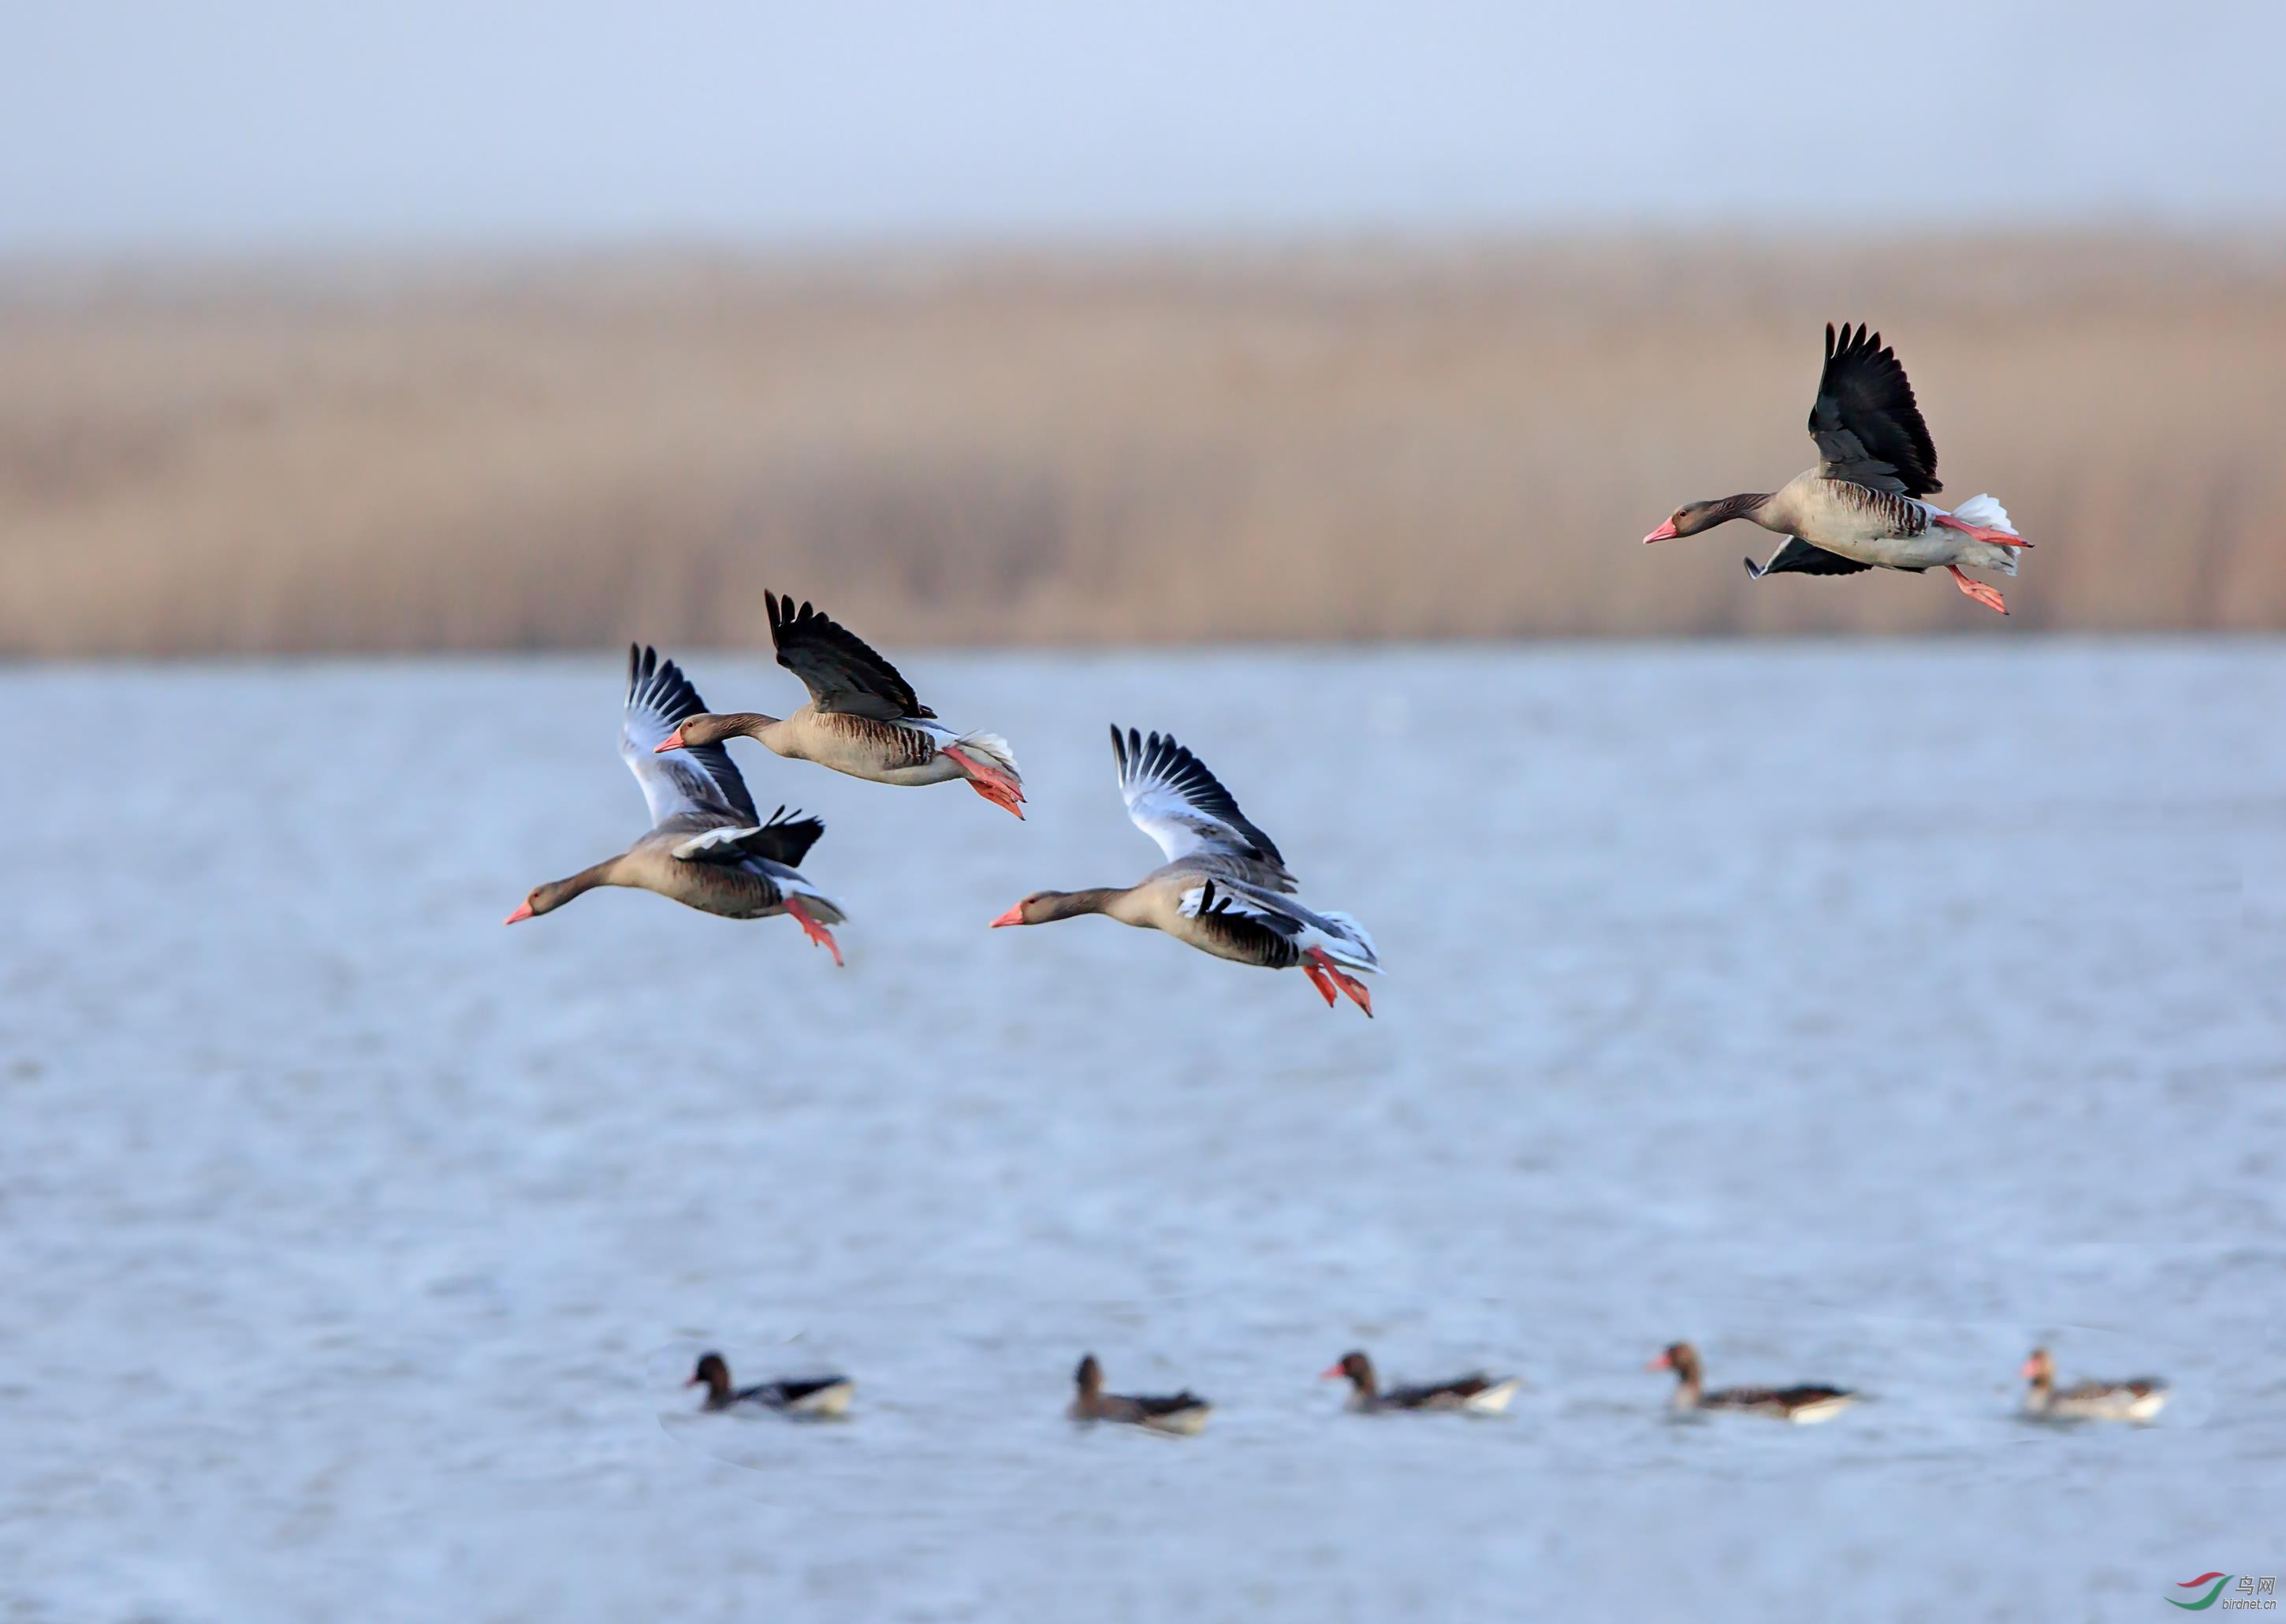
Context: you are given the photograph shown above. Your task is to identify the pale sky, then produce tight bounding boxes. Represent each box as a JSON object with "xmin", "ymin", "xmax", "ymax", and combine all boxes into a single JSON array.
[{"xmin": 4, "ymin": 0, "xmax": 2281, "ymax": 251}]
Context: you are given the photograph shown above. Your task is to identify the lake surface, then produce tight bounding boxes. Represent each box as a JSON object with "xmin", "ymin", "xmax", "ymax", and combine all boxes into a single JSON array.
[{"xmin": 2, "ymin": 642, "xmax": 2281, "ymax": 1620}]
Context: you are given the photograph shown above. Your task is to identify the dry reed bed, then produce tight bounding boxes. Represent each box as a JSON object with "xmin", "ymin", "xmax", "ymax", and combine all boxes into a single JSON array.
[{"xmin": 2, "ymin": 237, "xmax": 2282, "ymax": 656}]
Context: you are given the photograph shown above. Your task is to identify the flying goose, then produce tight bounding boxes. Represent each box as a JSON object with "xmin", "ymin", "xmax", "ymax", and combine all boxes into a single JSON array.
[
  {"xmin": 2020, "ymin": 1347, "xmax": 2169, "ymax": 1424},
  {"xmin": 1321, "ymin": 1350, "xmax": 1521, "ymax": 1415},
  {"xmin": 990, "ymin": 726, "xmax": 1380, "ymax": 1015},
  {"xmin": 1644, "ymin": 322, "xmax": 2028, "ymax": 614},
  {"xmin": 1068, "ymin": 1354, "xmax": 1212, "ymax": 1436},
  {"xmin": 1648, "ymin": 1342, "xmax": 1860, "ymax": 1425},
  {"xmin": 656, "ymin": 591, "xmax": 1024, "ymax": 818},
  {"xmin": 504, "ymin": 645, "xmax": 847, "ymax": 965},
  {"xmin": 686, "ymin": 1352, "xmax": 854, "ymax": 1418}
]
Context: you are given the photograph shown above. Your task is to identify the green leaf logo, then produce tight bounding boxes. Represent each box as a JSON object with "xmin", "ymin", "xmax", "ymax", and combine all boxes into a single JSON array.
[{"xmin": 2169, "ymin": 1574, "xmax": 2232, "ymax": 1611}]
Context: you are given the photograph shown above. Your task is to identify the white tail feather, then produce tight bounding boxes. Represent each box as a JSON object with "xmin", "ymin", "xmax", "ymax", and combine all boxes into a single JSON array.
[
  {"xmin": 1312, "ymin": 910, "xmax": 1380, "ymax": 972},
  {"xmin": 781, "ymin": 878, "xmax": 845, "ymax": 925},
  {"xmin": 951, "ymin": 730, "xmax": 1021, "ymax": 780},
  {"xmin": 1949, "ymin": 493, "xmax": 2016, "ymax": 534}
]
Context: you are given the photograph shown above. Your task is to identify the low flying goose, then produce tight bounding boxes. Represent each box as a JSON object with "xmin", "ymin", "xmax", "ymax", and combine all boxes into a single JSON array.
[
  {"xmin": 656, "ymin": 590, "xmax": 1025, "ymax": 818},
  {"xmin": 1649, "ymin": 1342, "xmax": 1860, "ymax": 1425},
  {"xmin": 1644, "ymin": 322, "xmax": 2027, "ymax": 614},
  {"xmin": 504, "ymin": 645, "xmax": 847, "ymax": 965},
  {"xmin": 2020, "ymin": 1347, "xmax": 2169, "ymax": 1424},
  {"xmin": 686, "ymin": 1352, "xmax": 854, "ymax": 1418},
  {"xmin": 1322, "ymin": 1350, "xmax": 1521, "ymax": 1415},
  {"xmin": 1068, "ymin": 1354, "xmax": 1212, "ymax": 1436},
  {"xmin": 991, "ymin": 726, "xmax": 1380, "ymax": 1016}
]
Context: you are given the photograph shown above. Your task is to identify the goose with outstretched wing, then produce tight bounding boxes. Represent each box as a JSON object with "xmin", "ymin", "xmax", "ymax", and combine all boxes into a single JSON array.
[
  {"xmin": 504, "ymin": 645, "xmax": 847, "ymax": 965},
  {"xmin": 1644, "ymin": 322, "xmax": 2029, "ymax": 614},
  {"xmin": 654, "ymin": 590, "xmax": 1025, "ymax": 818},
  {"xmin": 990, "ymin": 725, "xmax": 1379, "ymax": 1015}
]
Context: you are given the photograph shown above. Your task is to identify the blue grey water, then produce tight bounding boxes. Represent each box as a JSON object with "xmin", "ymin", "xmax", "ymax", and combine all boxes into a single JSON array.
[{"xmin": 2, "ymin": 642, "xmax": 2280, "ymax": 1620}]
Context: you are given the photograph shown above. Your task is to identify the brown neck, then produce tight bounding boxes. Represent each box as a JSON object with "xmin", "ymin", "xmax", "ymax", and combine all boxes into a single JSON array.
[
  {"xmin": 534, "ymin": 858, "xmax": 624, "ymax": 914},
  {"xmin": 678, "ymin": 711, "xmax": 782, "ymax": 750},
  {"xmin": 1037, "ymin": 888, "xmax": 1127, "ymax": 922},
  {"xmin": 1670, "ymin": 1351, "xmax": 1703, "ymax": 1402},
  {"xmin": 1712, "ymin": 492, "xmax": 1772, "ymax": 526}
]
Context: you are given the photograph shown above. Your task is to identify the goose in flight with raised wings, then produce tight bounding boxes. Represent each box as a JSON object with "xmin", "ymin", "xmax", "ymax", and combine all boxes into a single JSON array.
[
  {"xmin": 990, "ymin": 726, "xmax": 1379, "ymax": 1015},
  {"xmin": 654, "ymin": 590, "xmax": 1025, "ymax": 818},
  {"xmin": 1643, "ymin": 322, "xmax": 2028, "ymax": 614},
  {"xmin": 504, "ymin": 645, "xmax": 847, "ymax": 964}
]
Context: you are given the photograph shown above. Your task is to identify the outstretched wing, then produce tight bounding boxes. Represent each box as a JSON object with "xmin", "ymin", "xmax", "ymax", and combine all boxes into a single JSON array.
[
  {"xmin": 620, "ymin": 645, "xmax": 760, "ymax": 828},
  {"xmin": 668, "ymin": 806, "xmax": 827, "ymax": 868},
  {"xmin": 768, "ymin": 590, "xmax": 933, "ymax": 721},
  {"xmin": 1743, "ymin": 536, "xmax": 1873, "ymax": 579},
  {"xmin": 1807, "ymin": 321, "xmax": 1942, "ymax": 497},
  {"xmin": 1111, "ymin": 724, "xmax": 1284, "ymax": 869}
]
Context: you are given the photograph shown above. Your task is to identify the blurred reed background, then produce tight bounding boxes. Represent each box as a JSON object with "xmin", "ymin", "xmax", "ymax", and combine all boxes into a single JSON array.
[{"xmin": 6, "ymin": 233, "xmax": 2281, "ymax": 657}]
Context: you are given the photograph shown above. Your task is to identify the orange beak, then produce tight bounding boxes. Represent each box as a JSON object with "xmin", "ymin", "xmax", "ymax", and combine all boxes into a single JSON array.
[
  {"xmin": 1646, "ymin": 1350, "xmax": 1673, "ymax": 1371},
  {"xmin": 653, "ymin": 730, "xmax": 686, "ymax": 754},
  {"xmin": 503, "ymin": 900, "xmax": 534, "ymax": 925},
  {"xmin": 1642, "ymin": 520, "xmax": 1680, "ymax": 545},
  {"xmin": 989, "ymin": 903, "xmax": 1027, "ymax": 928},
  {"xmin": 2019, "ymin": 1357, "xmax": 2040, "ymax": 1379},
  {"xmin": 1319, "ymin": 1363, "xmax": 1346, "ymax": 1380}
]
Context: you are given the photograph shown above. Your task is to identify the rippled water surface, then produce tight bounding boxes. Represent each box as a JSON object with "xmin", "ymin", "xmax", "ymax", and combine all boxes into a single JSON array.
[{"xmin": 4, "ymin": 643, "xmax": 2282, "ymax": 1620}]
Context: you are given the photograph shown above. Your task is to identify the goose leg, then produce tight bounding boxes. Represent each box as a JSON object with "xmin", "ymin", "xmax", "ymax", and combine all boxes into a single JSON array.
[
  {"xmin": 1304, "ymin": 948, "xmax": 1374, "ymax": 1018},
  {"xmin": 942, "ymin": 747, "xmax": 1026, "ymax": 820},
  {"xmin": 1301, "ymin": 960, "xmax": 1339, "ymax": 1008},
  {"xmin": 1945, "ymin": 565, "xmax": 2009, "ymax": 616},
  {"xmin": 1932, "ymin": 512, "xmax": 2029, "ymax": 549},
  {"xmin": 784, "ymin": 896, "xmax": 844, "ymax": 967}
]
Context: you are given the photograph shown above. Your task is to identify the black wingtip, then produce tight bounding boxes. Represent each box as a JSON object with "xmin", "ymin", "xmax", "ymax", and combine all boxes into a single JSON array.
[{"xmin": 1741, "ymin": 557, "xmax": 1760, "ymax": 579}]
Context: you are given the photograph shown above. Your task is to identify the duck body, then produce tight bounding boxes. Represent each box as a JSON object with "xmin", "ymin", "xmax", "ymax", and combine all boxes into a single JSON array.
[
  {"xmin": 1324, "ymin": 1350, "xmax": 1519, "ymax": 1415},
  {"xmin": 687, "ymin": 1353, "xmax": 854, "ymax": 1418},
  {"xmin": 659, "ymin": 593, "xmax": 1024, "ymax": 817},
  {"xmin": 1651, "ymin": 1342, "xmax": 1860, "ymax": 1425},
  {"xmin": 593, "ymin": 820, "xmax": 836, "ymax": 921},
  {"xmin": 735, "ymin": 706, "xmax": 999, "ymax": 788},
  {"xmin": 2021, "ymin": 1348, "xmax": 2168, "ymax": 1424},
  {"xmin": 1754, "ymin": 474, "xmax": 2024, "ymax": 578},
  {"xmin": 1069, "ymin": 1354, "xmax": 1212, "ymax": 1436},
  {"xmin": 1082, "ymin": 857, "xmax": 1331, "ymax": 970}
]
